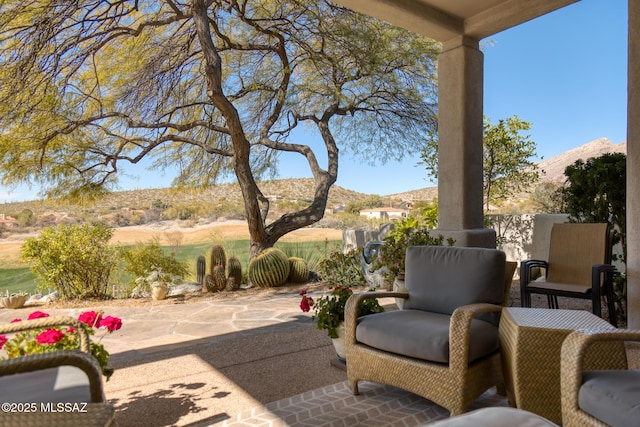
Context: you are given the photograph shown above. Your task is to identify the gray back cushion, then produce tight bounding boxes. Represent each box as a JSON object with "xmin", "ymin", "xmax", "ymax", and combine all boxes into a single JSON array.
[{"xmin": 403, "ymin": 246, "xmax": 506, "ymax": 314}]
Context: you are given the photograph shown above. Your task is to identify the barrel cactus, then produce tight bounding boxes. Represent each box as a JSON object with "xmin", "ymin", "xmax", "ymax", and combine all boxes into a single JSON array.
[
  {"xmin": 248, "ymin": 248, "xmax": 290, "ymax": 288},
  {"xmin": 210, "ymin": 245, "xmax": 227, "ymax": 273},
  {"xmin": 204, "ymin": 274, "xmax": 215, "ymax": 293},
  {"xmin": 225, "ymin": 277, "xmax": 238, "ymax": 292},
  {"xmin": 288, "ymin": 257, "xmax": 309, "ymax": 283},
  {"xmin": 227, "ymin": 256, "xmax": 243, "ymax": 289},
  {"xmin": 213, "ymin": 265, "xmax": 226, "ymax": 291},
  {"xmin": 196, "ymin": 255, "xmax": 206, "ymax": 285}
]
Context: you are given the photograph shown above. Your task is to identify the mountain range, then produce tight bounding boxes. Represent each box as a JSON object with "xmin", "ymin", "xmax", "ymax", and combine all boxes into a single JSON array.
[
  {"xmin": 535, "ymin": 137, "xmax": 626, "ymax": 183},
  {"xmin": 1, "ymin": 137, "xmax": 627, "ymax": 216}
]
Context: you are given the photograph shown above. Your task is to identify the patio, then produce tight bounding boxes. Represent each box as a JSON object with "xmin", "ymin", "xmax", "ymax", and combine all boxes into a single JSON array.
[{"xmin": 2, "ymin": 281, "xmax": 635, "ymax": 426}]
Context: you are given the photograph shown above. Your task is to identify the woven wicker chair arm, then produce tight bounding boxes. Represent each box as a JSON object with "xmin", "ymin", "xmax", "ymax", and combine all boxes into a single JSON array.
[
  {"xmin": 449, "ymin": 303, "xmax": 502, "ymax": 371},
  {"xmin": 0, "ymin": 316, "xmax": 91, "ymax": 353},
  {"xmin": 0, "ymin": 350, "xmax": 106, "ymax": 403},
  {"xmin": 561, "ymin": 328, "xmax": 640, "ymax": 413},
  {"xmin": 344, "ymin": 291, "xmax": 408, "ymax": 345}
]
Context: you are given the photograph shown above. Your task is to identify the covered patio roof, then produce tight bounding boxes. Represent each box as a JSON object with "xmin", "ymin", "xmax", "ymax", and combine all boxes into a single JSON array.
[
  {"xmin": 333, "ymin": 0, "xmax": 640, "ymax": 329},
  {"xmin": 333, "ymin": 0, "xmax": 578, "ymax": 42}
]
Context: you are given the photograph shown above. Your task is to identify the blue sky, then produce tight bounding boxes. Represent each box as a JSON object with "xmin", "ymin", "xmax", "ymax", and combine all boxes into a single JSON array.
[{"xmin": 0, "ymin": 0, "xmax": 628, "ymax": 202}]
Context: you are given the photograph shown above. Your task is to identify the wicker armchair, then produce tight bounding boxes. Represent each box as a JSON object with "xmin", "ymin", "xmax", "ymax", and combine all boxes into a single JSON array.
[
  {"xmin": 561, "ymin": 329, "xmax": 637, "ymax": 427},
  {"xmin": 520, "ymin": 222, "xmax": 618, "ymax": 326},
  {"xmin": 0, "ymin": 316, "xmax": 116, "ymax": 426},
  {"xmin": 345, "ymin": 246, "xmax": 508, "ymax": 416}
]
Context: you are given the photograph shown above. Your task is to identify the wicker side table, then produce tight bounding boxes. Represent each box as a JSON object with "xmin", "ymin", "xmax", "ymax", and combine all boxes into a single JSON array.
[{"xmin": 499, "ymin": 307, "xmax": 627, "ymax": 425}]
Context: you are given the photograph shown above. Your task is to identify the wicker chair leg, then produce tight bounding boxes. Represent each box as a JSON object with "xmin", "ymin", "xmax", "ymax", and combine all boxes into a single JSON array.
[
  {"xmin": 495, "ymin": 382, "xmax": 507, "ymax": 396},
  {"xmin": 348, "ymin": 378, "xmax": 360, "ymax": 395}
]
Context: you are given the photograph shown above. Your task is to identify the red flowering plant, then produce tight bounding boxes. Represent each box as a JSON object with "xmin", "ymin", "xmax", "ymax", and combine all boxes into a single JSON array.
[
  {"xmin": 0, "ymin": 310, "xmax": 122, "ymax": 380},
  {"xmin": 300, "ymin": 286, "xmax": 384, "ymax": 339}
]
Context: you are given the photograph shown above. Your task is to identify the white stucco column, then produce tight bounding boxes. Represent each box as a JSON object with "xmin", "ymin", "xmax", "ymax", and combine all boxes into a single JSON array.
[
  {"xmin": 627, "ymin": 0, "xmax": 640, "ymax": 329},
  {"xmin": 435, "ymin": 36, "xmax": 496, "ymax": 248}
]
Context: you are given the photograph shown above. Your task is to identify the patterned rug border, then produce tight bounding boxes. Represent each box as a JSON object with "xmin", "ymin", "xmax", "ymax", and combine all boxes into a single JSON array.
[{"xmin": 220, "ymin": 381, "xmax": 508, "ymax": 427}]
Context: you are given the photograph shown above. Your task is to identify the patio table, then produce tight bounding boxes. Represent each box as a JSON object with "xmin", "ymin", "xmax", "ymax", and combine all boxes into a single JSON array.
[{"xmin": 499, "ymin": 307, "xmax": 626, "ymax": 424}]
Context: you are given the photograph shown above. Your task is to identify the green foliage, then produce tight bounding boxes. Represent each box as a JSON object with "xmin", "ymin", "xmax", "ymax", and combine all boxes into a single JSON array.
[
  {"xmin": 16, "ymin": 209, "xmax": 35, "ymax": 227},
  {"xmin": 317, "ymin": 247, "xmax": 365, "ymax": 287},
  {"xmin": 373, "ymin": 218, "xmax": 454, "ymax": 283},
  {"xmin": 121, "ymin": 239, "xmax": 189, "ymax": 288},
  {"xmin": 482, "ymin": 116, "xmax": 540, "ymax": 210},
  {"xmin": 562, "ymin": 153, "xmax": 627, "ymax": 264},
  {"xmin": 288, "ymin": 257, "xmax": 310, "ymax": 283},
  {"xmin": 21, "ymin": 223, "xmax": 118, "ymax": 299},
  {"xmin": 248, "ymin": 248, "xmax": 290, "ymax": 288},
  {"xmin": 300, "ymin": 286, "xmax": 384, "ymax": 338},
  {"xmin": 421, "ymin": 115, "xmax": 540, "ymax": 211},
  {"xmin": 133, "ymin": 266, "xmax": 182, "ymax": 293},
  {"xmin": 561, "ymin": 153, "xmax": 627, "ymax": 320},
  {"xmin": 408, "ymin": 199, "xmax": 438, "ymax": 229},
  {"xmin": 530, "ymin": 182, "xmax": 565, "ymax": 214}
]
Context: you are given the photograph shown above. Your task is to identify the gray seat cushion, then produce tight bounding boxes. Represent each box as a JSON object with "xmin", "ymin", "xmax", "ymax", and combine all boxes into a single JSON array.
[
  {"xmin": 579, "ymin": 370, "xmax": 640, "ymax": 427},
  {"xmin": 355, "ymin": 310, "xmax": 499, "ymax": 363},
  {"xmin": 403, "ymin": 246, "xmax": 506, "ymax": 315},
  {"xmin": 0, "ymin": 366, "xmax": 92, "ymax": 403}
]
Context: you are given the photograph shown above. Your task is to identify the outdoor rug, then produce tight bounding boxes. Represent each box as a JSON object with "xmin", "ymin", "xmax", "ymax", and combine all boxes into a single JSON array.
[{"xmin": 216, "ymin": 381, "xmax": 509, "ymax": 427}]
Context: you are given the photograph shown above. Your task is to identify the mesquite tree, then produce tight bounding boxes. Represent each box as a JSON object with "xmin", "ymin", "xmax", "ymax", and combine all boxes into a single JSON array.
[
  {"xmin": 0, "ymin": 0, "xmax": 439, "ymax": 256},
  {"xmin": 421, "ymin": 115, "xmax": 540, "ymax": 211}
]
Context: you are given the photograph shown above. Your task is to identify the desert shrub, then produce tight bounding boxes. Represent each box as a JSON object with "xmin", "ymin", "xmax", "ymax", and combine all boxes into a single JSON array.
[
  {"xmin": 316, "ymin": 247, "xmax": 365, "ymax": 287},
  {"xmin": 162, "ymin": 204, "xmax": 198, "ymax": 220},
  {"xmin": 16, "ymin": 209, "xmax": 36, "ymax": 227},
  {"xmin": 121, "ymin": 238, "xmax": 189, "ymax": 289},
  {"xmin": 21, "ymin": 223, "xmax": 118, "ymax": 299}
]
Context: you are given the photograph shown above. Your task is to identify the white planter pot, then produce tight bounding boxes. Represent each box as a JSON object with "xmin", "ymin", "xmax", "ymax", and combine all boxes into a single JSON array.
[
  {"xmin": 151, "ymin": 284, "xmax": 168, "ymax": 300},
  {"xmin": 332, "ymin": 322, "xmax": 346, "ymax": 362},
  {"xmin": 1, "ymin": 294, "xmax": 28, "ymax": 309},
  {"xmin": 393, "ymin": 278, "xmax": 407, "ymax": 309}
]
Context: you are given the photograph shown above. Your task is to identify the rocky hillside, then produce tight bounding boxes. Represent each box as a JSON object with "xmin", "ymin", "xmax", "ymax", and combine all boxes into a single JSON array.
[{"xmin": 536, "ymin": 137, "xmax": 627, "ymax": 182}]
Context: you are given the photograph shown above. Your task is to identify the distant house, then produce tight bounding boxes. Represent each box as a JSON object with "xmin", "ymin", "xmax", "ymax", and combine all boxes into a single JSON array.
[
  {"xmin": 359, "ymin": 207, "xmax": 409, "ymax": 221},
  {"xmin": 0, "ymin": 214, "xmax": 17, "ymax": 228}
]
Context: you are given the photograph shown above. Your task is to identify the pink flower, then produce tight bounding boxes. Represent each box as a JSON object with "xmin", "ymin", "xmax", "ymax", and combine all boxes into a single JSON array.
[
  {"xmin": 36, "ymin": 329, "xmax": 65, "ymax": 345},
  {"xmin": 78, "ymin": 311, "xmax": 103, "ymax": 328},
  {"xmin": 27, "ymin": 311, "xmax": 49, "ymax": 320},
  {"xmin": 98, "ymin": 316, "xmax": 122, "ymax": 332},
  {"xmin": 67, "ymin": 327, "xmax": 76, "ymax": 333},
  {"xmin": 10, "ymin": 318, "xmax": 22, "ymax": 323},
  {"xmin": 300, "ymin": 290, "xmax": 308, "ymax": 296},
  {"xmin": 300, "ymin": 296, "xmax": 314, "ymax": 313},
  {"xmin": 0, "ymin": 335, "xmax": 7, "ymax": 349}
]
